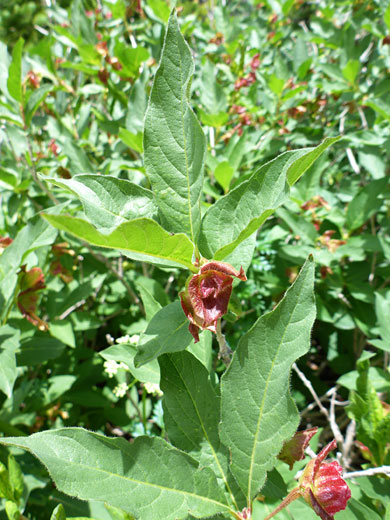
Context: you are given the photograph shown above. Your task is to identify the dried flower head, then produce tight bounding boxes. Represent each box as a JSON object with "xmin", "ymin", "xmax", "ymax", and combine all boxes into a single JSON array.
[
  {"xmin": 180, "ymin": 261, "xmax": 246, "ymax": 342},
  {"xmin": 278, "ymin": 427, "xmax": 318, "ymax": 470},
  {"xmin": 299, "ymin": 440, "xmax": 351, "ymax": 519}
]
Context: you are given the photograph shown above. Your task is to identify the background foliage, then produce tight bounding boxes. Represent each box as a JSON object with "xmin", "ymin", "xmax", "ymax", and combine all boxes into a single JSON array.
[{"xmin": 0, "ymin": 0, "xmax": 389, "ymax": 518}]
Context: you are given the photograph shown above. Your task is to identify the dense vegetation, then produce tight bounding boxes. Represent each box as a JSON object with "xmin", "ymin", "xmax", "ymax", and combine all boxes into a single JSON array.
[{"xmin": 0, "ymin": 0, "xmax": 389, "ymax": 519}]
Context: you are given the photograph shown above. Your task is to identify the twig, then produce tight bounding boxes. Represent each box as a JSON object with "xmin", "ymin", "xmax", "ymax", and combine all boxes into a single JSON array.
[
  {"xmin": 346, "ymin": 148, "xmax": 360, "ymax": 174},
  {"xmin": 84, "ymin": 245, "xmax": 144, "ymax": 315},
  {"xmin": 342, "ymin": 420, "xmax": 356, "ymax": 467},
  {"xmin": 344, "ymin": 466, "xmax": 390, "ymax": 479},
  {"xmin": 292, "ymin": 363, "xmax": 330, "ymax": 420},
  {"xmin": 126, "ymin": 387, "xmax": 144, "ymax": 426},
  {"xmin": 57, "ymin": 299, "xmax": 86, "ymax": 320},
  {"xmin": 329, "ymin": 387, "xmax": 345, "ymax": 446},
  {"xmin": 357, "ymin": 106, "xmax": 368, "ymax": 129}
]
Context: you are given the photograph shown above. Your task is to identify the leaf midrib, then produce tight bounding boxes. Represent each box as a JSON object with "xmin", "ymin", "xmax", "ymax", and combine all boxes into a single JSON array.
[
  {"xmin": 177, "ymin": 34, "xmax": 195, "ymax": 245},
  {"xmin": 43, "ymin": 215, "xmax": 196, "ymax": 271},
  {"xmin": 2, "ymin": 439, "xmax": 233, "ymax": 514},
  {"xmin": 170, "ymin": 356, "xmax": 238, "ymax": 509},
  {"xmin": 246, "ymin": 280, "xmax": 306, "ymax": 500}
]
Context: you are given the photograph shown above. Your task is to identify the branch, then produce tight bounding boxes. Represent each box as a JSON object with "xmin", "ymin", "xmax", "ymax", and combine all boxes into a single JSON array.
[{"xmin": 344, "ymin": 466, "xmax": 390, "ymax": 479}]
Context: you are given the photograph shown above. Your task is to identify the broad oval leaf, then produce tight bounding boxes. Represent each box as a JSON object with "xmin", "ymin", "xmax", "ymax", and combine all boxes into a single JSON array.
[
  {"xmin": 43, "ymin": 174, "xmax": 157, "ymax": 232},
  {"xmin": 135, "ymin": 301, "xmax": 193, "ymax": 367},
  {"xmin": 0, "ymin": 428, "xmax": 233, "ymax": 520},
  {"xmin": 199, "ymin": 138, "xmax": 340, "ymax": 260},
  {"xmin": 144, "ymin": 11, "xmax": 205, "ymax": 244},
  {"xmin": 159, "ymin": 351, "xmax": 245, "ymax": 511},
  {"xmin": 7, "ymin": 37, "xmax": 24, "ymax": 104},
  {"xmin": 160, "ymin": 352, "xmax": 227, "ymax": 481},
  {"xmin": 100, "ymin": 344, "xmax": 160, "ymax": 384},
  {"xmin": 42, "ymin": 214, "xmax": 197, "ymax": 272},
  {"xmin": 220, "ymin": 257, "xmax": 316, "ymax": 500}
]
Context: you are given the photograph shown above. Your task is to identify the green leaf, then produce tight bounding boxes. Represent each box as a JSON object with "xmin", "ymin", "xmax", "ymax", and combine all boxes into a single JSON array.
[
  {"xmin": 268, "ymin": 74, "xmax": 285, "ymax": 96},
  {"xmin": 62, "ymin": 139, "xmax": 95, "ymax": 175},
  {"xmin": 187, "ymin": 330, "xmax": 213, "ymax": 373},
  {"xmin": 105, "ymin": 503, "xmax": 135, "ymax": 520},
  {"xmin": 100, "ymin": 344, "xmax": 160, "ymax": 384},
  {"xmin": 144, "ymin": 11, "xmax": 205, "ymax": 244},
  {"xmin": 119, "ymin": 128, "xmax": 143, "ymax": 153},
  {"xmin": 50, "ymin": 504, "xmax": 67, "ymax": 520},
  {"xmin": 135, "ymin": 302, "xmax": 193, "ymax": 367},
  {"xmin": 0, "ymin": 428, "xmax": 233, "ymax": 520},
  {"xmin": 374, "ymin": 292, "xmax": 390, "ymax": 347},
  {"xmin": 347, "ymin": 359, "xmax": 389, "ymax": 465},
  {"xmin": 134, "ymin": 276, "xmax": 168, "ymax": 321},
  {"xmin": 7, "ymin": 455, "xmax": 24, "ymax": 502},
  {"xmin": 384, "ymin": 2, "xmax": 390, "ymax": 31},
  {"xmin": 199, "ymin": 138, "xmax": 339, "ymax": 260},
  {"xmin": 342, "ymin": 60, "xmax": 360, "ymax": 84},
  {"xmin": 220, "ymin": 257, "xmax": 316, "ymax": 499},
  {"xmin": 0, "ymin": 462, "xmax": 13, "ymax": 501},
  {"xmin": 5, "ymin": 500, "xmax": 20, "ymax": 520},
  {"xmin": 214, "ymin": 161, "xmax": 234, "ymax": 192},
  {"xmin": 16, "ymin": 337, "xmax": 66, "ymax": 366},
  {"xmin": 25, "ymin": 84, "xmax": 53, "ymax": 127},
  {"xmin": 7, "ymin": 38, "xmax": 24, "ymax": 104},
  {"xmin": 346, "ymin": 177, "xmax": 389, "ymax": 231},
  {"xmin": 147, "ymin": 0, "xmax": 171, "ymax": 22},
  {"xmin": 42, "ymin": 215, "xmax": 197, "ymax": 271},
  {"xmin": 43, "ymin": 175, "xmax": 157, "ymax": 232},
  {"xmin": 159, "ymin": 352, "xmax": 233, "ymax": 499},
  {"xmin": 113, "ymin": 43, "xmax": 149, "ymax": 78},
  {"xmin": 359, "ymin": 476, "xmax": 390, "ymax": 508},
  {"xmin": 0, "ymin": 326, "xmax": 20, "ymax": 398}
]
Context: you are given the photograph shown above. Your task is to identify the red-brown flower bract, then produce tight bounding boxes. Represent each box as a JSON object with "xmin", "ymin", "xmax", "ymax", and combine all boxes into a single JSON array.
[
  {"xmin": 278, "ymin": 426, "xmax": 318, "ymax": 470},
  {"xmin": 299, "ymin": 440, "xmax": 351, "ymax": 519},
  {"xmin": 180, "ymin": 261, "xmax": 246, "ymax": 343}
]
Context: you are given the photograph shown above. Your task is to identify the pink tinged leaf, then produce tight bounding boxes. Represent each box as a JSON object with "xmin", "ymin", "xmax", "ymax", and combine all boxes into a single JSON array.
[
  {"xmin": 278, "ymin": 427, "xmax": 318, "ymax": 469},
  {"xmin": 200, "ymin": 261, "xmax": 247, "ymax": 281}
]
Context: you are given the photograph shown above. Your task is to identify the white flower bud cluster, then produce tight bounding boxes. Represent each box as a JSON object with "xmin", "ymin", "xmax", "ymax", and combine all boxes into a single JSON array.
[
  {"xmin": 103, "ymin": 359, "xmax": 128, "ymax": 378},
  {"xmin": 113, "ymin": 382, "xmax": 129, "ymax": 398},
  {"xmin": 116, "ymin": 334, "xmax": 140, "ymax": 345},
  {"xmin": 144, "ymin": 382, "xmax": 163, "ymax": 397}
]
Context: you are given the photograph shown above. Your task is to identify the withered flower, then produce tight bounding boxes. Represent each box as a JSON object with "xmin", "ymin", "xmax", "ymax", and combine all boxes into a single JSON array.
[
  {"xmin": 278, "ymin": 427, "xmax": 318, "ymax": 470},
  {"xmin": 17, "ymin": 266, "xmax": 48, "ymax": 331},
  {"xmin": 264, "ymin": 439, "xmax": 351, "ymax": 520},
  {"xmin": 180, "ymin": 261, "xmax": 246, "ymax": 343},
  {"xmin": 299, "ymin": 440, "xmax": 351, "ymax": 519}
]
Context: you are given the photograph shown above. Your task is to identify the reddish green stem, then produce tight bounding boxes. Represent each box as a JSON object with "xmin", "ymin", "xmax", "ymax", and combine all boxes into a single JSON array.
[{"xmin": 263, "ymin": 487, "xmax": 301, "ymax": 520}]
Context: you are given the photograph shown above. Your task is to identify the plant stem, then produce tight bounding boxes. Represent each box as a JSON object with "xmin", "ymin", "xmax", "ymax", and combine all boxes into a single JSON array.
[
  {"xmin": 216, "ymin": 319, "xmax": 232, "ymax": 366},
  {"xmin": 263, "ymin": 487, "xmax": 301, "ymax": 520}
]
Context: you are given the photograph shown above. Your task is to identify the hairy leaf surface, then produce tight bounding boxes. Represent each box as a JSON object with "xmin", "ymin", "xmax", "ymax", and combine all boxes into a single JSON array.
[
  {"xmin": 144, "ymin": 11, "xmax": 205, "ymax": 243},
  {"xmin": 220, "ymin": 257, "xmax": 316, "ymax": 500},
  {"xmin": 199, "ymin": 138, "xmax": 339, "ymax": 260},
  {"xmin": 42, "ymin": 215, "xmax": 196, "ymax": 271},
  {"xmin": 43, "ymin": 175, "xmax": 157, "ymax": 231},
  {"xmin": 0, "ymin": 429, "xmax": 233, "ymax": 520},
  {"xmin": 135, "ymin": 301, "xmax": 193, "ymax": 367}
]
